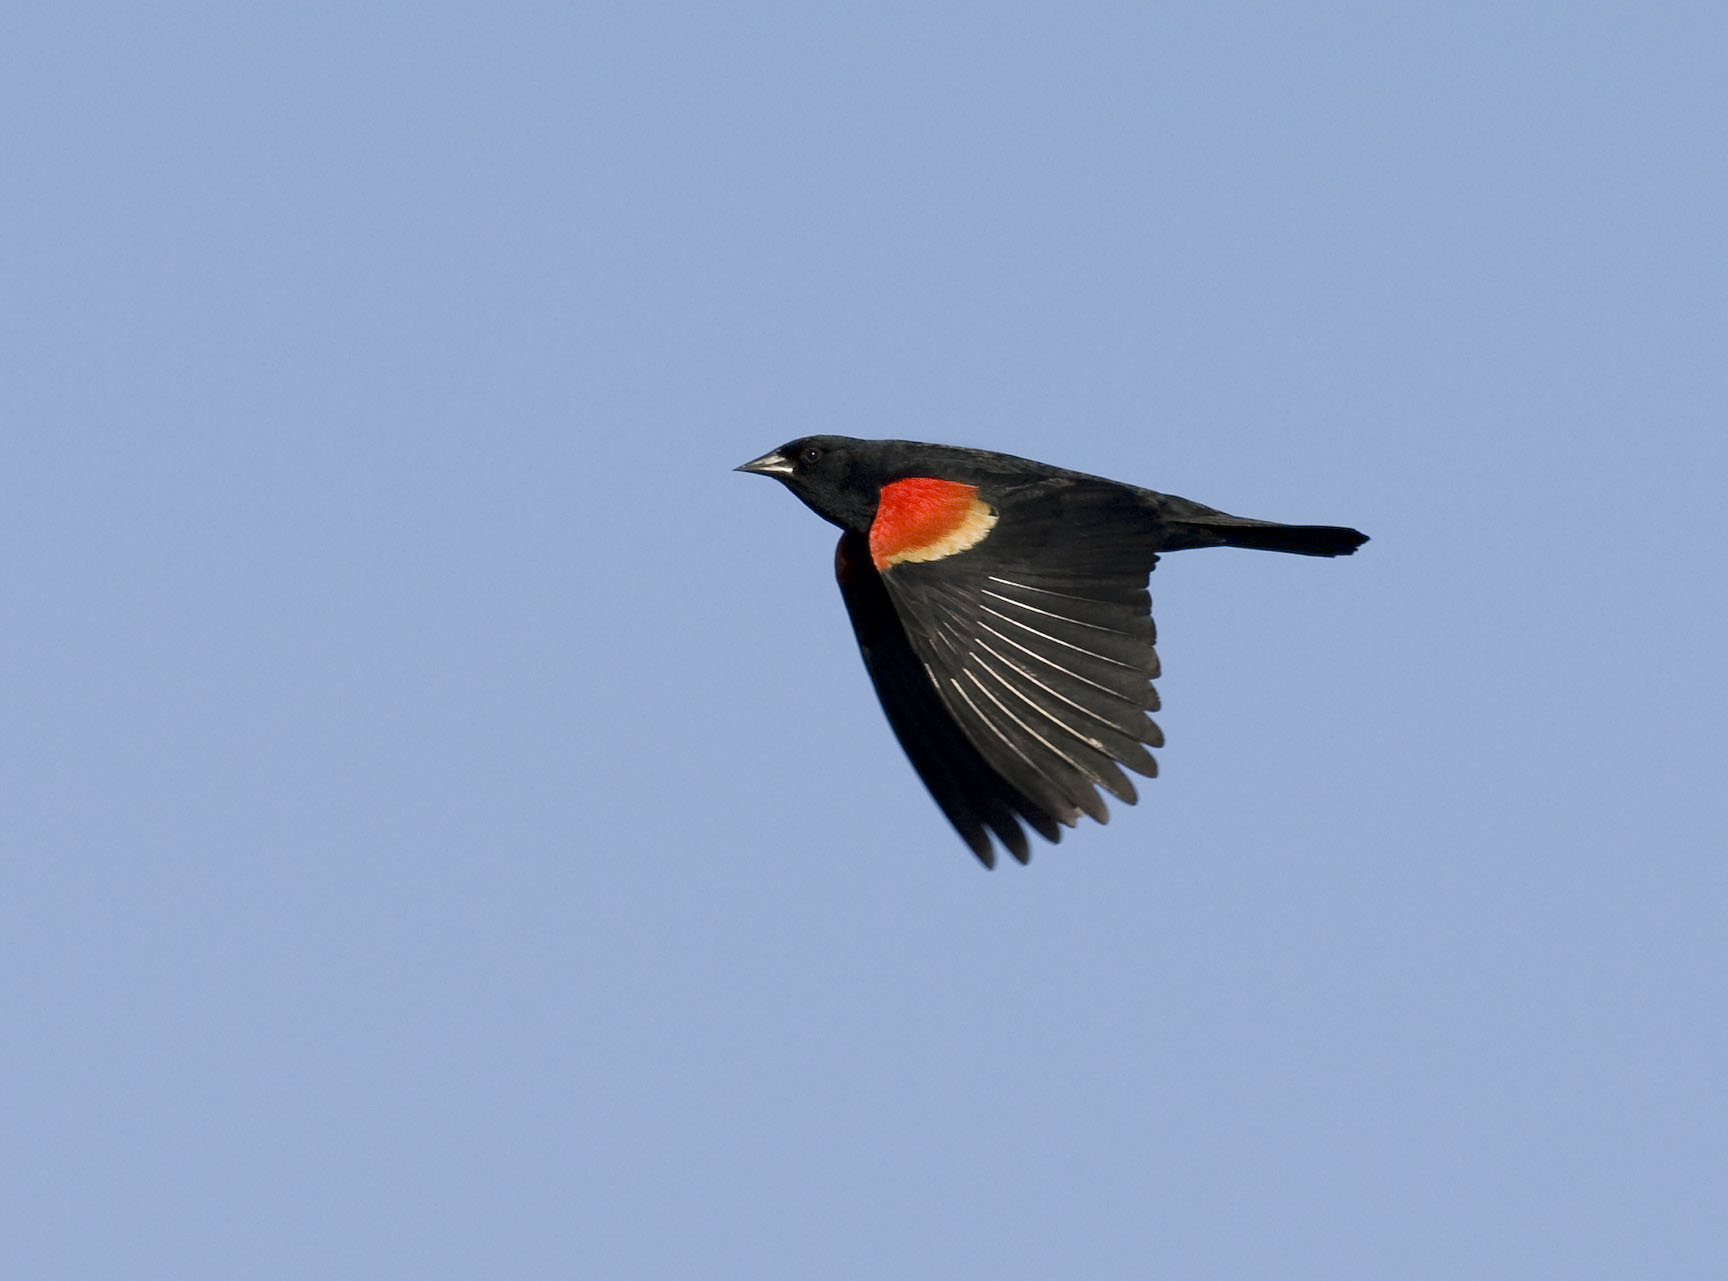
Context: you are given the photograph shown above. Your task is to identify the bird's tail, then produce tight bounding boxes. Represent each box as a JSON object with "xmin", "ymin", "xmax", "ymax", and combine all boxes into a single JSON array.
[
  {"xmin": 1138, "ymin": 491, "xmax": 1369, "ymax": 557},
  {"xmin": 1149, "ymin": 492, "xmax": 1368, "ymax": 556},
  {"xmin": 1188, "ymin": 519, "xmax": 1369, "ymax": 558}
]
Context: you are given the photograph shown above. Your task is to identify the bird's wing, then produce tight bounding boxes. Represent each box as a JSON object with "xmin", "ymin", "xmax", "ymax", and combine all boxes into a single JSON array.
[
  {"xmin": 871, "ymin": 479, "xmax": 1166, "ymax": 859},
  {"xmin": 835, "ymin": 530, "xmax": 1062, "ymax": 866}
]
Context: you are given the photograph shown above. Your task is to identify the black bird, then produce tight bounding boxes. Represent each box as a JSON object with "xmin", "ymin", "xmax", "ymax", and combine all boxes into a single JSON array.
[{"xmin": 738, "ymin": 436, "xmax": 1367, "ymax": 867}]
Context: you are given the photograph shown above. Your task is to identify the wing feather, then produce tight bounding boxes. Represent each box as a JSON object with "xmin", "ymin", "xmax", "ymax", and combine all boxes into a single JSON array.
[
  {"xmin": 878, "ymin": 479, "xmax": 1167, "ymax": 857},
  {"xmin": 834, "ymin": 531, "xmax": 1061, "ymax": 866}
]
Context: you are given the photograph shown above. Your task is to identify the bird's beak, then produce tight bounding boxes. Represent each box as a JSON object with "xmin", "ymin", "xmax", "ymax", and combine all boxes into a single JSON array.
[{"xmin": 735, "ymin": 450, "xmax": 794, "ymax": 477}]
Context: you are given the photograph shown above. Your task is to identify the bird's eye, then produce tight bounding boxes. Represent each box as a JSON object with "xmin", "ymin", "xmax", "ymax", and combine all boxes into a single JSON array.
[{"xmin": 801, "ymin": 446, "xmax": 824, "ymax": 465}]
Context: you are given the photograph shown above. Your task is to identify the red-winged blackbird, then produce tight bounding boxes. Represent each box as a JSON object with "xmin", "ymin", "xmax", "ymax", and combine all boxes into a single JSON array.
[{"xmin": 738, "ymin": 436, "xmax": 1368, "ymax": 868}]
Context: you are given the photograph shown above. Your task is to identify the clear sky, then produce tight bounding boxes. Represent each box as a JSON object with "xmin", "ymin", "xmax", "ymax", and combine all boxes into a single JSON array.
[{"xmin": 4, "ymin": 3, "xmax": 1724, "ymax": 1277}]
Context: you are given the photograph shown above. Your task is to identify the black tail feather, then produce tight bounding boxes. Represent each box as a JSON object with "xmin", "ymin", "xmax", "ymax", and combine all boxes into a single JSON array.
[{"xmin": 1181, "ymin": 520, "xmax": 1370, "ymax": 558}]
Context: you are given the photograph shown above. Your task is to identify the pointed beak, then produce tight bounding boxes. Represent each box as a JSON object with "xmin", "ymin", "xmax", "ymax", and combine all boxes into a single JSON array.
[{"xmin": 735, "ymin": 450, "xmax": 794, "ymax": 477}]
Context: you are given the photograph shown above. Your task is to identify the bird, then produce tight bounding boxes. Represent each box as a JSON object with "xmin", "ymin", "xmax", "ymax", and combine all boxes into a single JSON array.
[{"xmin": 737, "ymin": 436, "xmax": 1368, "ymax": 868}]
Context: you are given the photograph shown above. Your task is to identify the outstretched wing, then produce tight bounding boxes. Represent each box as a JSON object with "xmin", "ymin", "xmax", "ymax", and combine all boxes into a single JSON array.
[
  {"xmin": 835, "ymin": 530, "xmax": 1062, "ymax": 866},
  {"xmin": 876, "ymin": 478, "xmax": 1165, "ymax": 849},
  {"xmin": 839, "ymin": 477, "xmax": 1166, "ymax": 865}
]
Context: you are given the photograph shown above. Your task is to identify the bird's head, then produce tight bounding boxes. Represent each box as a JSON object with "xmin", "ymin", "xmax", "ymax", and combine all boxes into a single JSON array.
[{"xmin": 735, "ymin": 435, "xmax": 887, "ymax": 531}]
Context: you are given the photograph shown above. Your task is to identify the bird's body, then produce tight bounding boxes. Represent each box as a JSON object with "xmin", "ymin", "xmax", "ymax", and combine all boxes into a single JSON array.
[{"xmin": 738, "ymin": 436, "xmax": 1367, "ymax": 867}]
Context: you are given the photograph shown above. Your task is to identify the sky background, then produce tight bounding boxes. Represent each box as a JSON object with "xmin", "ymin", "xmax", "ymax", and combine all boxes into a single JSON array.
[{"xmin": 4, "ymin": 2, "xmax": 1724, "ymax": 1277}]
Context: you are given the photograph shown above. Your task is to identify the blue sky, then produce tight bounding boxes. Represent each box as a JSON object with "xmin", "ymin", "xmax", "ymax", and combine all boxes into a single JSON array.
[{"xmin": 4, "ymin": 3, "xmax": 1724, "ymax": 1277}]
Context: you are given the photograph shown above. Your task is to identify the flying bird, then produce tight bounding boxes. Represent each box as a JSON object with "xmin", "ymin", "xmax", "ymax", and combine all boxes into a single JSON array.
[{"xmin": 737, "ymin": 436, "xmax": 1367, "ymax": 867}]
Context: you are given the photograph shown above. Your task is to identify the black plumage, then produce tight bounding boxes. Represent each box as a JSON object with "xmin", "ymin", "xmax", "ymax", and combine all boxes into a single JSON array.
[{"xmin": 739, "ymin": 436, "xmax": 1367, "ymax": 867}]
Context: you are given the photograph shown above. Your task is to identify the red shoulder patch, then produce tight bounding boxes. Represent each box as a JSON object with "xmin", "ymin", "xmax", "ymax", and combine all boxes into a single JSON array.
[{"xmin": 869, "ymin": 477, "xmax": 998, "ymax": 571}]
